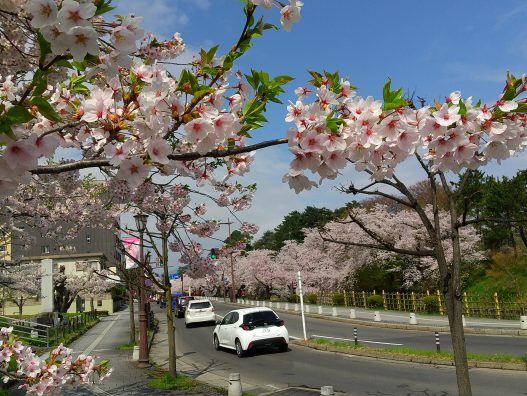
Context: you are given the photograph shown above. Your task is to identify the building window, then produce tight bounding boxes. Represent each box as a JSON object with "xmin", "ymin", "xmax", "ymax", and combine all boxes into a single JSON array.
[
  {"xmin": 86, "ymin": 234, "xmax": 91, "ymax": 243},
  {"xmin": 97, "ymin": 300, "xmax": 103, "ymax": 307},
  {"xmin": 0, "ymin": 245, "xmax": 5, "ymax": 253},
  {"xmin": 41, "ymin": 245, "xmax": 50, "ymax": 254}
]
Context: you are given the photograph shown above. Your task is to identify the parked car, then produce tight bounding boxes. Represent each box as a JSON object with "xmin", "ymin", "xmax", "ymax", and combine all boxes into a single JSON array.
[
  {"xmin": 185, "ymin": 299, "xmax": 216, "ymax": 327},
  {"xmin": 212, "ymin": 307, "xmax": 288, "ymax": 357},
  {"xmin": 175, "ymin": 296, "xmax": 195, "ymax": 318}
]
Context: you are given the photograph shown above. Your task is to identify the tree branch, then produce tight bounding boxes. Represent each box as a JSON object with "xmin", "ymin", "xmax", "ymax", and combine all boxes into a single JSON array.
[{"xmin": 30, "ymin": 138, "xmax": 288, "ymax": 175}]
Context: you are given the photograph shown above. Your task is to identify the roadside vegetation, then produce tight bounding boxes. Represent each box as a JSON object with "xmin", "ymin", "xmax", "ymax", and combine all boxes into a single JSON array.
[{"xmin": 308, "ymin": 338, "xmax": 527, "ymax": 365}]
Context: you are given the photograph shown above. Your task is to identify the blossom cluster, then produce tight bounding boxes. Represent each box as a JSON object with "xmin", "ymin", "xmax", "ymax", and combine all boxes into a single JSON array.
[
  {"xmin": 0, "ymin": 327, "xmax": 111, "ymax": 395},
  {"xmin": 284, "ymin": 76, "xmax": 527, "ymax": 193}
]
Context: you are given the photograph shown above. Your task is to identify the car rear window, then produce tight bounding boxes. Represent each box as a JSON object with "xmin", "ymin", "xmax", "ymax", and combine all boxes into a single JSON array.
[
  {"xmin": 188, "ymin": 301, "xmax": 211, "ymax": 309},
  {"xmin": 243, "ymin": 311, "xmax": 280, "ymax": 326}
]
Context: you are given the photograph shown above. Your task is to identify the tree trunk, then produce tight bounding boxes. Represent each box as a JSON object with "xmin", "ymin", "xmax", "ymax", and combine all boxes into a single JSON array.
[
  {"xmin": 90, "ymin": 297, "xmax": 94, "ymax": 312},
  {"xmin": 438, "ymin": 173, "xmax": 472, "ymax": 396},
  {"xmin": 442, "ymin": 274, "xmax": 472, "ymax": 396},
  {"xmin": 18, "ymin": 298, "xmax": 23, "ymax": 316},
  {"xmin": 163, "ymin": 231, "xmax": 177, "ymax": 377},
  {"xmin": 129, "ymin": 290, "xmax": 136, "ymax": 344}
]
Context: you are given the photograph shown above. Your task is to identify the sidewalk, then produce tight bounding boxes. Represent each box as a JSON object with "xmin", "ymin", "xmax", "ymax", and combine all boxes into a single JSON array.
[
  {"xmin": 9, "ymin": 307, "xmax": 184, "ymax": 395},
  {"xmin": 208, "ymin": 297, "xmax": 527, "ymax": 336}
]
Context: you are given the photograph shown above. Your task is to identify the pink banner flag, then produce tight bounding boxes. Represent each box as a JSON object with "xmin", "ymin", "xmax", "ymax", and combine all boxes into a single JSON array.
[{"xmin": 123, "ymin": 237, "xmax": 140, "ymax": 269}]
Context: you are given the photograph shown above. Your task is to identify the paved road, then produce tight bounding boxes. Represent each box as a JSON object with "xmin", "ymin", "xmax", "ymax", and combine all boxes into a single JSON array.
[
  {"xmin": 212, "ymin": 302, "xmax": 527, "ymax": 356},
  {"xmin": 171, "ymin": 302, "xmax": 527, "ymax": 395}
]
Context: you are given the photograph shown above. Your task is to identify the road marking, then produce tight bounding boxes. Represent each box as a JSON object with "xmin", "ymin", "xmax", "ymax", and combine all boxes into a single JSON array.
[
  {"xmin": 266, "ymin": 384, "xmax": 280, "ymax": 389},
  {"xmin": 289, "ymin": 336, "xmax": 300, "ymax": 340},
  {"xmin": 311, "ymin": 334, "xmax": 404, "ymax": 346},
  {"xmin": 83, "ymin": 314, "xmax": 121, "ymax": 355}
]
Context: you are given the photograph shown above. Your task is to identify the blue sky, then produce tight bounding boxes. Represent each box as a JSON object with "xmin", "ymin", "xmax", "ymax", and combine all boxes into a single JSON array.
[{"xmin": 111, "ymin": 0, "xmax": 527, "ymax": 256}]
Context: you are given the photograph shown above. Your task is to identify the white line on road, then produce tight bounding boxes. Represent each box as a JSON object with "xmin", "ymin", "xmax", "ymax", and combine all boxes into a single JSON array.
[
  {"xmin": 83, "ymin": 314, "xmax": 121, "ymax": 355},
  {"xmin": 311, "ymin": 334, "xmax": 404, "ymax": 346},
  {"xmin": 266, "ymin": 384, "xmax": 280, "ymax": 389}
]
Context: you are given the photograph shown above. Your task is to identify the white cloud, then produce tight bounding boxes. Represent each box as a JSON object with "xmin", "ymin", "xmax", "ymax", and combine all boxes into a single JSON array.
[{"xmin": 112, "ymin": 0, "xmax": 192, "ymax": 38}]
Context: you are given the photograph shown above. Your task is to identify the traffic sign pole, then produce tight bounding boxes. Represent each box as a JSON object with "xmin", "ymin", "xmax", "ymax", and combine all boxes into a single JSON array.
[{"xmin": 297, "ymin": 271, "xmax": 307, "ymax": 341}]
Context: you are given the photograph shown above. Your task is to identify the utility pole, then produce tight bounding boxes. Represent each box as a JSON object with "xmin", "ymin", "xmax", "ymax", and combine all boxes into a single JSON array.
[
  {"xmin": 134, "ymin": 214, "xmax": 150, "ymax": 368},
  {"xmin": 227, "ymin": 218, "xmax": 236, "ymax": 303}
]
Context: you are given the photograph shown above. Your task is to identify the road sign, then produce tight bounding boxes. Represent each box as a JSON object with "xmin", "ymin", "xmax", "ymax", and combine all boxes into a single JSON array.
[
  {"xmin": 223, "ymin": 276, "xmax": 228, "ymax": 285},
  {"xmin": 145, "ymin": 279, "xmax": 153, "ymax": 287},
  {"xmin": 169, "ymin": 273, "xmax": 180, "ymax": 280}
]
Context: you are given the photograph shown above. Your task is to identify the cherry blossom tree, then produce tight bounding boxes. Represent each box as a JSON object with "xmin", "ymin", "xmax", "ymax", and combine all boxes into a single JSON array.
[
  {"xmin": 53, "ymin": 262, "xmax": 113, "ymax": 313},
  {"xmin": 2, "ymin": 262, "xmax": 41, "ymax": 316},
  {"xmin": 281, "ymin": 71, "xmax": 526, "ymax": 395}
]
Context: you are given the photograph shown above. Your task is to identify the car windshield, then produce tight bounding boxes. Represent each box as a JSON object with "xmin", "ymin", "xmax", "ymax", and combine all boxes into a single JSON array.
[
  {"xmin": 188, "ymin": 302, "xmax": 211, "ymax": 309},
  {"xmin": 243, "ymin": 311, "xmax": 280, "ymax": 326},
  {"xmin": 179, "ymin": 298, "xmax": 194, "ymax": 306}
]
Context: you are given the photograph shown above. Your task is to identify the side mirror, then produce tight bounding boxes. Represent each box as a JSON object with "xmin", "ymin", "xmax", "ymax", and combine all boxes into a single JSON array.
[{"xmin": 215, "ymin": 319, "xmax": 222, "ymax": 325}]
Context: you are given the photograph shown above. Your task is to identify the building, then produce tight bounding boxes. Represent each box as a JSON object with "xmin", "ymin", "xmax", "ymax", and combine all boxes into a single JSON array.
[{"xmin": 0, "ymin": 223, "xmax": 124, "ymax": 316}]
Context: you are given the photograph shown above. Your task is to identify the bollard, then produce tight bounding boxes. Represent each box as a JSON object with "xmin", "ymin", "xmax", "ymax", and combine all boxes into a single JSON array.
[
  {"xmin": 305, "ymin": 305, "xmax": 310, "ymax": 313},
  {"xmin": 276, "ymin": 302, "xmax": 281, "ymax": 309},
  {"xmin": 349, "ymin": 308, "xmax": 356, "ymax": 319},
  {"xmin": 294, "ymin": 303, "xmax": 299, "ymax": 312},
  {"xmin": 228, "ymin": 373, "xmax": 242, "ymax": 396},
  {"xmin": 332, "ymin": 307, "xmax": 338, "ymax": 317},
  {"xmin": 462, "ymin": 314, "xmax": 466, "ymax": 328},
  {"xmin": 409, "ymin": 313, "xmax": 417, "ymax": 325},
  {"xmin": 521, "ymin": 316, "xmax": 527, "ymax": 330},
  {"xmin": 256, "ymin": 301, "xmax": 260, "ymax": 307},
  {"xmin": 374, "ymin": 311, "xmax": 382, "ymax": 322},
  {"xmin": 353, "ymin": 327, "xmax": 358, "ymax": 346},
  {"xmin": 321, "ymin": 386, "xmax": 334, "ymax": 396},
  {"xmin": 132, "ymin": 346, "xmax": 139, "ymax": 361},
  {"xmin": 285, "ymin": 302, "xmax": 289, "ymax": 310},
  {"xmin": 318, "ymin": 306, "xmax": 323, "ymax": 315},
  {"xmin": 435, "ymin": 331, "xmax": 440, "ymax": 353}
]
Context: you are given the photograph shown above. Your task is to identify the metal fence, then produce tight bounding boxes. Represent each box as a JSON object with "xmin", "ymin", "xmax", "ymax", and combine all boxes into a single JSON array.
[
  {"xmin": 314, "ymin": 290, "xmax": 527, "ymax": 320},
  {"xmin": 0, "ymin": 310, "xmax": 99, "ymax": 348}
]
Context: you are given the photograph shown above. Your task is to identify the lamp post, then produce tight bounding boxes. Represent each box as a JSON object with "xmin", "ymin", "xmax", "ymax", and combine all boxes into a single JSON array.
[{"xmin": 134, "ymin": 213, "xmax": 150, "ymax": 368}]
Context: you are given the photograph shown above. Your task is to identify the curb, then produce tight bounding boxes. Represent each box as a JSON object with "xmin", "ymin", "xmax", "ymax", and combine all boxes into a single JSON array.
[
  {"xmin": 218, "ymin": 301, "xmax": 527, "ymax": 336},
  {"xmin": 291, "ymin": 339, "xmax": 527, "ymax": 371}
]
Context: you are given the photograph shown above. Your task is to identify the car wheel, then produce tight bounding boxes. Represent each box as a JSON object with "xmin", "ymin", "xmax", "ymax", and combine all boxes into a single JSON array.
[
  {"xmin": 279, "ymin": 343, "xmax": 288, "ymax": 352},
  {"xmin": 185, "ymin": 322, "xmax": 189, "ymax": 328},
  {"xmin": 213, "ymin": 335, "xmax": 220, "ymax": 351},
  {"xmin": 235, "ymin": 339, "xmax": 245, "ymax": 358}
]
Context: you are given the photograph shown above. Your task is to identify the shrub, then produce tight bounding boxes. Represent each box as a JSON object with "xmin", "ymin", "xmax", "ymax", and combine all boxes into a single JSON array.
[
  {"xmin": 367, "ymin": 294, "xmax": 384, "ymax": 308},
  {"xmin": 422, "ymin": 295, "xmax": 440, "ymax": 313},
  {"xmin": 332, "ymin": 292, "xmax": 345, "ymax": 306},
  {"xmin": 288, "ymin": 294, "xmax": 299, "ymax": 303},
  {"xmin": 305, "ymin": 292, "xmax": 318, "ymax": 305}
]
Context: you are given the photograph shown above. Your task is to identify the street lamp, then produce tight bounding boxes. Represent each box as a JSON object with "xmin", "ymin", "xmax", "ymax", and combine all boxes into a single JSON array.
[{"xmin": 134, "ymin": 213, "xmax": 150, "ymax": 368}]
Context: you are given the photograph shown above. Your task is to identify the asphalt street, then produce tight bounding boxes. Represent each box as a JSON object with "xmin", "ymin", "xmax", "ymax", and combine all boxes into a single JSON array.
[{"xmin": 171, "ymin": 301, "xmax": 527, "ymax": 395}]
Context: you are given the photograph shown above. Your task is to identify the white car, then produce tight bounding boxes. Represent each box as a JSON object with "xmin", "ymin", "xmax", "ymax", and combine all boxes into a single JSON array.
[
  {"xmin": 184, "ymin": 299, "xmax": 216, "ymax": 327},
  {"xmin": 212, "ymin": 307, "xmax": 289, "ymax": 357}
]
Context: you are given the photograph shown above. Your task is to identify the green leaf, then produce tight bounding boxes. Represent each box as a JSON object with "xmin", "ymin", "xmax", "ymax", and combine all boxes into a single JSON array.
[
  {"xmin": 0, "ymin": 116, "xmax": 13, "ymax": 135},
  {"xmin": 458, "ymin": 100, "xmax": 467, "ymax": 116},
  {"xmin": 36, "ymin": 31, "xmax": 51, "ymax": 65},
  {"xmin": 382, "ymin": 78, "xmax": 408, "ymax": 111},
  {"xmin": 383, "ymin": 98, "xmax": 408, "ymax": 111},
  {"xmin": 32, "ymin": 69, "xmax": 49, "ymax": 97},
  {"xmin": 95, "ymin": 0, "xmax": 115, "ymax": 16},
  {"xmin": 512, "ymin": 103, "xmax": 527, "ymax": 113},
  {"xmin": 5, "ymin": 106, "xmax": 34, "ymax": 124},
  {"xmin": 55, "ymin": 59, "xmax": 74, "ymax": 69},
  {"xmin": 31, "ymin": 97, "xmax": 62, "ymax": 122},
  {"xmin": 326, "ymin": 117, "xmax": 344, "ymax": 133}
]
